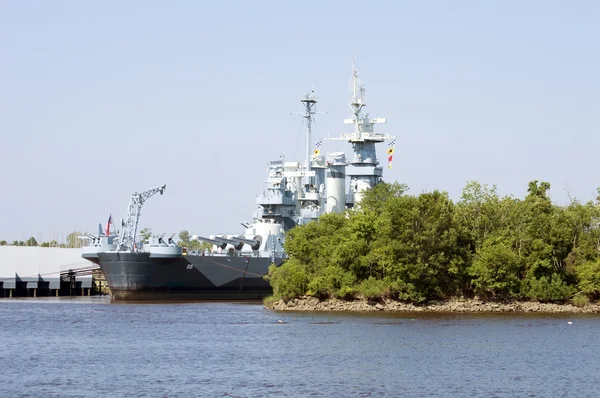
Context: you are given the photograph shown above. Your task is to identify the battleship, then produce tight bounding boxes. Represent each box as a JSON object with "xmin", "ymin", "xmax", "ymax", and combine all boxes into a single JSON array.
[{"xmin": 81, "ymin": 62, "xmax": 396, "ymax": 300}]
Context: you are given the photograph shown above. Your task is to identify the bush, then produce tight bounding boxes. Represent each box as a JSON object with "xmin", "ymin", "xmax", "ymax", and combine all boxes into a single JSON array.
[
  {"xmin": 306, "ymin": 266, "xmax": 355, "ymax": 299},
  {"xmin": 384, "ymin": 277, "xmax": 419, "ymax": 302},
  {"xmin": 468, "ymin": 238, "xmax": 523, "ymax": 299},
  {"xmin": 572, "ymin": 293, "xmax": 589, "ymax": 308},
  {"xmin": 266, "ymin": 260, "xmax": 309, "ymax": 301},
  {"xmin": 357, "ymin": 277, "xmax": 387, "ymax": 300},
  {"xmin": 525, "ymin": 274, "xmax": 576, "ymax": 302},
  {"xmin": 336, "ymin": 285, "xmax": 356, "ymax": 300},
  {"xmin": 576, "ymin": 260, "xmax": 600, "ymax": 298},
  {"xmin": 262, "ymin": 295, "xmax": 280, "ymax": 307}
]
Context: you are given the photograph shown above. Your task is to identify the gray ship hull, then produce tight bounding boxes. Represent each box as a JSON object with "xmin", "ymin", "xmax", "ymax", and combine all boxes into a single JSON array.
[{"xmin": 97, "ymin": 252, "xmax": 281, "ymax": 300}]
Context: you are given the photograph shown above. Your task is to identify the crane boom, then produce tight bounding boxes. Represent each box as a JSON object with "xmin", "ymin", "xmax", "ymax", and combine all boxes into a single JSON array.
[{"xmin": 117, "ymin": 184, "xmax": 166, "ymax": 251}]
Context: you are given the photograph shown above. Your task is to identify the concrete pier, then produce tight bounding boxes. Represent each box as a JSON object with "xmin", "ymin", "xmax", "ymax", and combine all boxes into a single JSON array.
[{"xmin": 0, "ymin": 247, "xmax": 106, "ymax": 298}]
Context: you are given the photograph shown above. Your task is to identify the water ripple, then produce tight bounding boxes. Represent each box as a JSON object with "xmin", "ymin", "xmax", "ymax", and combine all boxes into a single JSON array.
[{"xmin": 0, "ymin": 299, "xmax": 599, "ymax": 397}]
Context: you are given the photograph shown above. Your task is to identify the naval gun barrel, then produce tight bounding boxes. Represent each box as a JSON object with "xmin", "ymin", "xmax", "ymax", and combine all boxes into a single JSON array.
[
  {"xmin": 193, "ymin": 236, "xmax": 227, "ymax": 250},
  {"xmin": 213, "ymin": 236, "xmax": 245, "ymax": 251},
  {"xmin": 193, "ymin": 235, "xmax": 262, "ymax": 251},
  {"xmin": 229, "ymin": 235, "xmax": 262, "ymax": 251}
]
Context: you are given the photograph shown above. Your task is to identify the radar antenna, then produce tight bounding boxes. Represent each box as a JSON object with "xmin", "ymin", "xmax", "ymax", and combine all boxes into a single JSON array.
[{"xmin": 117, "ymin": 184, "xmax": 166, "ymax": 251}]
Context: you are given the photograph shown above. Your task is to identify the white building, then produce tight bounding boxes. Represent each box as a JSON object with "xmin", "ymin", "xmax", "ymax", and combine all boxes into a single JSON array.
[{"xmin": 0, "ymin": 247, "xmax": 92, "ymax": 297}]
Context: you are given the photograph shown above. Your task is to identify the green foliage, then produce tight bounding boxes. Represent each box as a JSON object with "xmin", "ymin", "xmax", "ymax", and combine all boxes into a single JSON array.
[
  {"xmin": 524, "ymin": 274, "xmax": 575, "ymax": 302},
  {"xmin": 576, "ymin": 260, "xmax": 600, "ymax": 298},
  {"xmin": 139, "ymin": 228, "xmax": 152, "ymax": 241},
  {"xmin": 66, "ymin": 231, "xmax": 84, "ymax": 248},
  {"xmin": 469, "ymin": 238, "xmax": 523, "ymax": 299},
  {"xmin": 265, "ymin": 260, "xmax": 309, "ymax": 301},
  {"xmin": 0, "ymin": 240, "xmax": 7, "ymax": 246},
  {"xmin": 178, "ymin": 230, "xmax": 191, "ymax": 246},
  {"xmin": 357, "ymin": 277, "xmax": 388, "ymax": 300},
  {"xmin": 336, "ymin": 285, "xmax": 356, "ymax": 300},
  {"xmin": 572, "ymin": 293, "xmax": 589, "ymax": 308},
  {"xmin": 26, "ymin": 236, "xmax": 38, "ymax": 246},
  {"xmin": 262, "ymin": 295, "xmax": 280, "ymax": 307},
  {"xmin": 357, "ymin": 182, "xmax": 408, "ymax": 216},
  {"xmin": 264, "ymin": 180, "xmax": 600, "ymax": 304},
  {"xmin": 306, "ymin": 266, "xmax": 356, "ymax": 299}
]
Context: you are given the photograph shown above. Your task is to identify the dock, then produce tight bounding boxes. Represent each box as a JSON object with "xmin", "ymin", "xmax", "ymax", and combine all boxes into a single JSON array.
[{"xmin": 0, "ymin": 246, "xmax": 108, "ymax": 298}]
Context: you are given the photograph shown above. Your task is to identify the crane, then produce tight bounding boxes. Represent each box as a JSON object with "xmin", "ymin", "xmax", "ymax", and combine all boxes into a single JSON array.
[{"xmin": 117, "ymin": 184, "xmax": 166, "ymax": 251}]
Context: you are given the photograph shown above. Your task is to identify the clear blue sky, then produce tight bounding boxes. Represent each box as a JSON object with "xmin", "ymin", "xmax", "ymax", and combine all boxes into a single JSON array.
[{"xmin": 1, "ymin": 1, "xmax": 599, "ymax": 243}]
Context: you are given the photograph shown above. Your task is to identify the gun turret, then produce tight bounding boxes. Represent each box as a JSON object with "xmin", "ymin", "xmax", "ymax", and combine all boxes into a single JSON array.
[
  {"xmin": 229, "ymin": 235, "xmax": 262, "ymax": 251},
  {"xmin": 214, "ymin": 236, "xmax": 245, "ymax": 251},
  {"xmin": 193, "ymin": 236, "xmax": 227, "ymax": 250}
]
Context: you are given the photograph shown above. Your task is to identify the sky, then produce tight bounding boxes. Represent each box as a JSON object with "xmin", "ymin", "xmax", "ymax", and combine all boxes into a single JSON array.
[{"xmin": 1, "ymin": 0, "xmax": 600, "ymax": 243}]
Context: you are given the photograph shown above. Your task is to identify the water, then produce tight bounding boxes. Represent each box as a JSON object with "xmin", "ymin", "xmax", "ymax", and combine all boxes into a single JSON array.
[{"xmin": 0, "ymin": 298, "xmax": 598, "ymax": 397}]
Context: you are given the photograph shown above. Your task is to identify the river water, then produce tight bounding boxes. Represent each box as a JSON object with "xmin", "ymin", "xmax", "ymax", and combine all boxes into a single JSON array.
[{"xmin": 0, "ymin": 298, "xmax": 598, "ymax": 397}]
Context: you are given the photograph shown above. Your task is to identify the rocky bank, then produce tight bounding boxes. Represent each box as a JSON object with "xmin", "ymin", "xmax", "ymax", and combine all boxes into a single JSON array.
[{"xmin": 266, "ymin": 296, "xmax": 600, "ymax": 313}]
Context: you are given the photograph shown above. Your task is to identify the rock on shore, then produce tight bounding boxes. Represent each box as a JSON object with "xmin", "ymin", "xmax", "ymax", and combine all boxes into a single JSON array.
[{"xmin": 266, "ymin": 297, "xmax": 600, "ymax": 313}]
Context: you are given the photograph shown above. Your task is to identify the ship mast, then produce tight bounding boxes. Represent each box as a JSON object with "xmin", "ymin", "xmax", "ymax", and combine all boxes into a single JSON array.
[
  {"xmin": 292, "ymin": 88, "xmax": 323, "ymax": 186},
  {"xmin": 350, "ymin": 59, "xmax": 366, "ymax": 140},
  {"xmin": 300, "ymin": 90, "xmax": 317, "ymax": 175},
  {"xmin": 323, "ymin": 59, "xmax": 396, "ymax": 208}
]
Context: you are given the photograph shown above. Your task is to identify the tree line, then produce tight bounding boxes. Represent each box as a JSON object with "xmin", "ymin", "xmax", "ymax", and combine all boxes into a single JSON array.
[
  {"xmin": 0, "ymin": 229, "xmax": 211, "ymax": 250},
  {"xmin": 0, "ymin": 232, "xmax": 85, "ymax": 248},
  {"xmin": 267, "ymin": 181, "xmax": 600, "ymax": 306}
]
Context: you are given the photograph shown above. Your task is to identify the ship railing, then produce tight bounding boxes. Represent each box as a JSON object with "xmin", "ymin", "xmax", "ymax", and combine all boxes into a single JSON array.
[
  {"xmin": 185, "ymin": 250, "xmax": 287, "ymax": 260},
  {"xmin": 186, "ymin": 250, "xmax": 262, "ymax": 258}
]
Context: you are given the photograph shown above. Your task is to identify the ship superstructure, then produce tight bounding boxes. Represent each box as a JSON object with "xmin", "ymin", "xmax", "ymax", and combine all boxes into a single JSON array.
[
  {"xmin": 326, "ymin": 60, "xmax": 394, "ymax": 207},
  {"xmin": 81, "ymin": 61, "xmax": 395, "ymax": 300},
  {"xmin": 251, "ymin": 61, "xmax": 395, "ymax": 231}
]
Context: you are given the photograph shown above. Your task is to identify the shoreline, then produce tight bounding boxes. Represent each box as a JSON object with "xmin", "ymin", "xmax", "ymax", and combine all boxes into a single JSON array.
[{"xmin": 266, "ymin": 297, "xmax": 600, "ymax": 314}]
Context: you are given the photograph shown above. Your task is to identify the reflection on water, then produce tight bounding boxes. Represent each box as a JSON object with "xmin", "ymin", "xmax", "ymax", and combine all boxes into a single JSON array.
[{"xmin": 1, "ymin": 298, "xmax": 598, "ymax": 397}]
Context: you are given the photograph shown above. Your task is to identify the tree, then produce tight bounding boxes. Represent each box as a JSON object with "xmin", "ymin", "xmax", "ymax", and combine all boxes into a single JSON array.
[
  {"xmin": 139, "ymin": 228, "xmax": 152, "ymax": 241},
  {"xmin": 469, "ymin": 237, "xmax": 523, "ymax": 299},
  {"xmin": 357, "ymin": 182, "xmax": 408, "ymax": 216},
  {"xmin": 527, "ymin": 180, "xmax": 551, "ymax": 200},
  {"xmin": 577, "ymin": 260, "xmax": 600, "ymax": 298},
  {"xmin": 265, "ymin": 179, "xmax": 600, "ymax": 304},
  {"xmin": 66, "ymin": 231, "xmax": 84, "ymax": 248},
  {"xmin": 178, "ymin": 230, "xmax": 191, "ymax": 246},
  {"xmin": 26, "ymin": 236, "xmax": 38, "ymax": 246},
  {"xmin": 455, "ymin": 181, "xmax": 509, "ymax": 247},
  {"xmin": 0, "ymin": 240, "xmax": 6, "ymax": 246}
]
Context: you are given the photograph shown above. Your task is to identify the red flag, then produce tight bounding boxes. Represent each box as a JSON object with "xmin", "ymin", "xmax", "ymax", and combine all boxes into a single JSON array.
[
  {"xmin": 388, "ymin": 155, "xmax": 393, "ymax": 162},
  {"xmin": 105, "ymin": 214, "xmax": 112, "ymax": 236}
]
